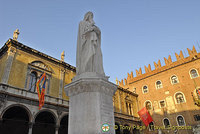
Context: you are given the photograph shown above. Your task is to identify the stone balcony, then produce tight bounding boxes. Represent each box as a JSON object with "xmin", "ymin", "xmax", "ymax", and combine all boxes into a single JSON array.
[{"xmin": 0, "ymin": 83, "xmax": 69, "ymax": 107}]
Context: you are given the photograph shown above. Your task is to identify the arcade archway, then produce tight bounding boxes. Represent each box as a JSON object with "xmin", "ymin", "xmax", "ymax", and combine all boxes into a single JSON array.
[
  {"xmin": 32, "ymin": 111, "xmax": 56, "ymax": 134},
  {"xmin": 58, "ymin": 115, "xmax": 68, "ymax": 134},
  {"xmin": 0, "ymin": 105, "xmax": 30, "ymax": 134}
]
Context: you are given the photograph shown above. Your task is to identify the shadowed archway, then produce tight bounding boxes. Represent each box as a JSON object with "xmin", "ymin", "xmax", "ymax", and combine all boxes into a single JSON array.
[
  {"xmin": 0, "ymin": 106, "xmax": 30, "ymax": 134},
  {"xmin": 58, "ymin": 115, "xmax": 68, "ymax": 134},
  {"xmin": 115, "ymin": 122, "xmax": 121, "ymax": 134},
  {"xmin": 33, "ymin": 111, "xmax": 56, "ymax": 134},
  {"xmin": 123, "ymin": 124, "xmax": 131, "ymax": 134}
]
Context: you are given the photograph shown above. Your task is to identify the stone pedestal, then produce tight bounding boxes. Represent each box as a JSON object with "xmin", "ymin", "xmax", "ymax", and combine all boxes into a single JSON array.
[{"xmin": 65, "ymin": 76, "xmax": 117, "ymax": 134}]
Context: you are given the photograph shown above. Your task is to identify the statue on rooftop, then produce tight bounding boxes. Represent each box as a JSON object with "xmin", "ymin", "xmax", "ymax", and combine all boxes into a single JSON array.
[
  {"xmin": 61, "ymin": 51, "xmax": 65, "ymax": 62},
  {"xmin": 13, "ymin": 29, "xmax": 20, "ymax": 41},
  {"xmin": 76, "ymin": 11, "xmax": 105, "ymax": 76}
]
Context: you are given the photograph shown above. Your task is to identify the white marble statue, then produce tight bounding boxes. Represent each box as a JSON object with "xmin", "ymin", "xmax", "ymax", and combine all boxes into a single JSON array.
[{"xmin": 76, "ymin": 12, "xmax": 105, "ymax": 76}]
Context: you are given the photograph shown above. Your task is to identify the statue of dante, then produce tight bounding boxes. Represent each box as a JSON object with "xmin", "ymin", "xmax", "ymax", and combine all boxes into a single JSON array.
[{"xmin": 76, "ymin": 12, "xmax": 105, "ymax": 76}]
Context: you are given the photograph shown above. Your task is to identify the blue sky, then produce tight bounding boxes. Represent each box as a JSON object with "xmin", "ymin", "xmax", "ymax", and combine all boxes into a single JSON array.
[{"xmin": 1, "ymin": 0, "xmax": 200, "ymax": 83}]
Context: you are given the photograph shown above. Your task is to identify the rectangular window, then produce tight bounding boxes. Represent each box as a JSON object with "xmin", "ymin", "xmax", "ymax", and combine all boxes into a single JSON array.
[{"xmin": 194, "ymin": 114, "xmax": 200, "ymax": 121}]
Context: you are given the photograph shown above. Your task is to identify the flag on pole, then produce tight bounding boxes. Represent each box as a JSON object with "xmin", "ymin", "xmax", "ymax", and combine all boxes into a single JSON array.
[
  {"xmin": 36, "ymin": 72, "xmax": 46, "ymax": 110},
  {"xmin": 138, "ymin": 107, "xmax": 153, "ymax": 126}
]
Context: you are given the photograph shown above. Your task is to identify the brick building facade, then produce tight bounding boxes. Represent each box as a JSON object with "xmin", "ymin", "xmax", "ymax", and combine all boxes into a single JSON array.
[{"xmin": 118, "ymin": 46, "xmax": 200, "ymax": 133}]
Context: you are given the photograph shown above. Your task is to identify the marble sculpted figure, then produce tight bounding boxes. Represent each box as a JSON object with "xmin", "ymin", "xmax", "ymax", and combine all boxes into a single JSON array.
[
  {"xmin": 76, "ymin": 11, "xmax": 105, "ymax": 76},
  {"xmin": 65, "ymin": 12, "xmax": 117, "ymax": 134}
]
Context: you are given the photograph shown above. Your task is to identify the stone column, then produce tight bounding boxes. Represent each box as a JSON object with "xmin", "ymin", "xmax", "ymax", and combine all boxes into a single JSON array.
[
  {"xmin": 28, "ymin": 122, "xmax": 33, "ymax": 134},
  {"xmin": 55, "ymin": 125, "xmax": 59, "ymax": 134},
  {"xmin": 1, "ymin": 46, "xmax": 16, "ymax": 84},
  {"xmin": 65, "ymin": 76, "xmax": 117, "ymax": 134}
]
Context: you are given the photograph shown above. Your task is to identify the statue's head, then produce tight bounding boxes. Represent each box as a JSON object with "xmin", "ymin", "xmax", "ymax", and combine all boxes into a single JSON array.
[{"xmin": 84, "ymin": 11, "xmax": 93, "ymax": 21}]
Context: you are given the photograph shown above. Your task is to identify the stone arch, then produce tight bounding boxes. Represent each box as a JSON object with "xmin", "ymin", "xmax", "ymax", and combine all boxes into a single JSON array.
[
  {"xmin": 189, "ymin": 68, "xmax": 199, "ymax": 79},
  {"xmin": 58, "ymin": 114, "xmax": 69, "ymax": 134},
  {"xmin": 176, "ymin": 115, "xmax": 186, "ymax": 126},
  {"xmin": 170, "ymin": 74, "xmax": 179, "ymax": 84},
  {"xmin": 163, "ymin": 118, "xmax": 171, "ymax": 128},
  {"xmin": 33, "ymin": 109, "xmax": 57, "ymax": 134},
  {"xmin": 1, "ymin": 104, "xmax": 32, "ymax": 134},
  {"xmin": 144, "ymin": 100, "xmax": 153, "ymax": 110},
  {"xmin": 33, "ymin": 109, "xmax": 57, "ymax": 123},
  {"xmin": 155, "ymin": 80, "xmax": 163, "ymax": 89},
  {"xmin": 142, "ymin": 85, "xmax": 149, "ymax": 94},
  {"xmin": 58, "ymin": 113, "xmax": 69, "ymax": 126},
  {"xmin": 30, "ymin": 60, "xmax": 53, "ymax": 73},
  {"xmin": 174, "ymin": 91, "xmax": 186, "ymax": 104},
  {"xmin": 1, "ymin": 104, "xmax": 32, "ymax": 122}
]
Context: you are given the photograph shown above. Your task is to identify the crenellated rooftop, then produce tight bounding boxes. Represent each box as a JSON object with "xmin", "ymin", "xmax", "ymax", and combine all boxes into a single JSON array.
[{"xmin": 117, "ymin": 46, "xmax": 199, "ymax": 87}]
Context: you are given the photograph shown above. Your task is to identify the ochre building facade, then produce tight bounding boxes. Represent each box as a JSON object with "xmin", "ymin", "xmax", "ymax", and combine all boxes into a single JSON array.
[
  {"xmin": 118, "ymin": 46, "xmax": 200, "ymax": 134},
  {"xmin": 0, "ymin": 38, "xmax": 140, "ymax": 134}
]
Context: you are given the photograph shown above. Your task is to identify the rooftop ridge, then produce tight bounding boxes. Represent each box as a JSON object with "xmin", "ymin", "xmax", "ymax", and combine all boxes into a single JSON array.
[
  {"xmin": 118, "ymin": 46, "xmax": 199, "ymax": 87},
  {"xmin": 4, "ymin": 39, "xmax": 76, "ymax": 72}
]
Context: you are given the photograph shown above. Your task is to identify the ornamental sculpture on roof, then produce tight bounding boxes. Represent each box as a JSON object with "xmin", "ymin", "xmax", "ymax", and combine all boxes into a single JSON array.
[
  {"xmin": 76, "ymin": 12, "xmax": 105, "ymax": 76},
  {"xmin": 13, "ymin": 29, "xmax": 20, "ymax": 41}
]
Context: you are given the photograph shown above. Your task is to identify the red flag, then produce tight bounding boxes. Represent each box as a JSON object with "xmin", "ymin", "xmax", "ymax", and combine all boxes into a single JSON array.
[{"xmin": 138, "ymin": 107, "xmax": 153, "ymax": 126}]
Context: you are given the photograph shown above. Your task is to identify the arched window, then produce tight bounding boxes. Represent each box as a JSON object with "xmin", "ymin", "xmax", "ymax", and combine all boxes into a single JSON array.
[
  {"xmin": 145, "ymin": 101, "xmax": 152, "ymax": 110},
  {"xmin": 177, "ymin": 115, "xmax": 185, "ymax": 126},
  {"xmin": 190, "ymin": 69, "xmax": 198, "ymax": 79},
  {"xmin": 171, "ymin": 75, "xmax": 179, "ymax": 84},
  {"xmin": 142, "ymin": 86, "xmax": 148, "ymax": 94},
  {"xmin": 149, "ymin": 122, "xmax": 154, "ymax": 131},
  {"xmin": 163, "ymin": 118, "xmax": 170, "ymax": 128},
  {"xmin": 25, "ymin": 61, "xmax": 52, "ymax": 95},
  {"xmin": 175, "ymin": 93, "xmax": 185, "ymax": 104},
  {"xmin": 28, "ymin": 71, "xmax": 37, "ymax": 92},
  {"xmin": 156, "ymin": 80, "xmax": 163, "ymax": 89}
]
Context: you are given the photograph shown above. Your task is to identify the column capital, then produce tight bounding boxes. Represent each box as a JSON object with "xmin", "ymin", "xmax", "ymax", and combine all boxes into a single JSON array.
[
  {"xmin": 8, "ymin": 46, "xmax": 17, "ymax": 56},
  {"xmin": 28, "ymin": 122, "xmax": 34, "ymax": 128}
]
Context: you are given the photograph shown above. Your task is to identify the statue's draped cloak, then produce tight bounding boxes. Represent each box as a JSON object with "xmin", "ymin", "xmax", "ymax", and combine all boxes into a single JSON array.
[{"xmin": 76, "ymin": 20, "xmax": 105, "ymax": 75}]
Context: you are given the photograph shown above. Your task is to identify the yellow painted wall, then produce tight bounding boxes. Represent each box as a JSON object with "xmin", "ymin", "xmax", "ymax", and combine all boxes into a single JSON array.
[
  {"xmin": 8, "ymin": 50, "xmax": 28, "ymax": 88},
  {"xmin": 7, "ymin": 47, "xmax": 76, "ymax": 99},
  {"xmin": 113, "ymin": 89, "xmax": 138, "ymax": 117},
  {"xmin": 0, "ymin": 52, "xmax": 8, "ymax": 82}
]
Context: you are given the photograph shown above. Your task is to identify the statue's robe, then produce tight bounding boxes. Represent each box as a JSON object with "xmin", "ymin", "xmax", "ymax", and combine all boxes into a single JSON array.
[{"xmin": 76, "ymin": 20, "xmax": 105, "ymax": 75}]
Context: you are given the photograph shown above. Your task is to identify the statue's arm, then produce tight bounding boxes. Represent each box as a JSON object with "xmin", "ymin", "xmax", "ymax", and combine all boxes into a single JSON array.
[
  {"xmin": 93, "ymin": 26, "xmax": 101, "ymax": 36},
  {"xmin": 83, "ymin": 24, "xmax": 100, "ymax": 36}
]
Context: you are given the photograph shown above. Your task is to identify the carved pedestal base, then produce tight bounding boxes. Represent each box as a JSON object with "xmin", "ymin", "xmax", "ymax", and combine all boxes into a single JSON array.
[{"xmin": 65, "ymin": 77, "xmax": 117, "ymax": 134}]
